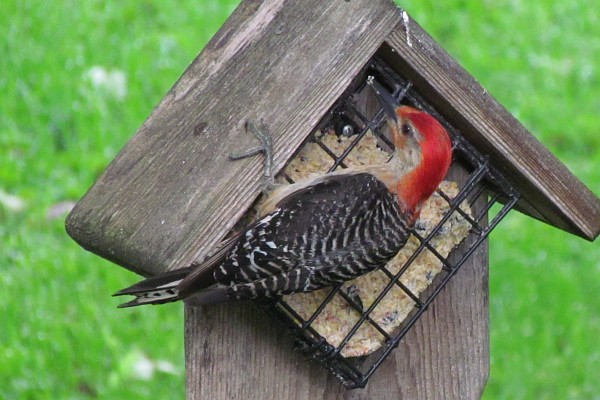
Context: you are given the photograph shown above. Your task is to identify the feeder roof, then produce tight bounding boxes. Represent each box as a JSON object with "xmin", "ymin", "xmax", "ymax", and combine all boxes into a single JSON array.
[{"xmin": 66, "ymin": 0, "xmax": 599, "ymax": 277}]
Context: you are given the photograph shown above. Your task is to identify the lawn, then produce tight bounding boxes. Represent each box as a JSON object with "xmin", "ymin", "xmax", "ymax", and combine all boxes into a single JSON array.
[{"xmin": 2, "ymin": 0, "xmax": 598, "ymax": 398}]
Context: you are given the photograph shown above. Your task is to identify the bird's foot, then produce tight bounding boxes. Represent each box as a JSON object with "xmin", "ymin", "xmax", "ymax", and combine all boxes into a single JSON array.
[
  {"xmin": 340, "ymin": 284, "xmax": 364, "ymax": 313},
  {"xmin": 229, "ymin": 120, "xmax": 277, "ymax": 193}
]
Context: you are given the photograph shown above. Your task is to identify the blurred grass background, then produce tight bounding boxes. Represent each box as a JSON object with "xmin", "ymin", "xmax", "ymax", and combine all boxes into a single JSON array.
[{"xmin": 1, "ymin": 0, "xmax": 598, "ymax": 398}]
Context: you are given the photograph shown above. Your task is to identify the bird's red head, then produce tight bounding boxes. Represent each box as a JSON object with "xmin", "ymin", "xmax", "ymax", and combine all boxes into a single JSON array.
[
  {"xmin": 367, "ymin": 78, "xmax": 452, "ymax": 218},
  {"xmin": 392, "ymin": 106, "xmax": 453, "ymax": 217}
]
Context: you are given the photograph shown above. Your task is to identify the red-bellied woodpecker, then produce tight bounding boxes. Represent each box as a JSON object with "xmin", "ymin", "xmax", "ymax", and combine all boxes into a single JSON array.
[{"xmin": 114, "ymin": 79, "xmax": 453, "ymax": 308}]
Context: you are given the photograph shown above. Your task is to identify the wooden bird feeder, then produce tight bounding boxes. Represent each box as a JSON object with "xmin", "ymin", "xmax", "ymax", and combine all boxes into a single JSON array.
[{"xmin": 66, "ymin": 0, "xmax": 600, "ymax": 398}]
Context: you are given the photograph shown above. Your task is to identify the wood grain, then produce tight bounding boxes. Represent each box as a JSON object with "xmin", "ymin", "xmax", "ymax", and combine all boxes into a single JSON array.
[
  {"xmin": 382, "ymin": 15, "xmax": 600, "ymax": 241},
  {"xmin": 66, "ymin": 0, "xmax": 403, "ymax": 276}
]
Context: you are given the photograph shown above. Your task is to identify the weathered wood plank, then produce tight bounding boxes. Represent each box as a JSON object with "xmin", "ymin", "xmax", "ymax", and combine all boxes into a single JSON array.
[
  {"xmin": 185, "ymin": 164, "xmax": 489, "ymax": 399},
  {"xmin": 66, "ymin": 0, "xmax": 403, "ymax": 276},
  {"xmin": 389, "ymin": 231, "xmax": 489, "ymax": 400},
  {"xmin": 382, "ymin": 15, "xmax": 600, "ymax": 241}
]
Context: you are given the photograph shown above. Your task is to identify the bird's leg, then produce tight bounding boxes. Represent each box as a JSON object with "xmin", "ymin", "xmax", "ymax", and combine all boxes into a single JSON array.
[
  {"xmin": 340, "ymin": 283, "xmax": 364, "ymax": 313},
  {"xmin": 229, "ymin": 120, "xmax": 276, "ymax": 192}
]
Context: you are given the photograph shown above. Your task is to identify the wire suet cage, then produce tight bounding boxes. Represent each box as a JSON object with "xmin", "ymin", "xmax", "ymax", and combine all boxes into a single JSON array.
[{"xmin": 247, "ymin": 56, "xmax": 521, "ymax": 388}]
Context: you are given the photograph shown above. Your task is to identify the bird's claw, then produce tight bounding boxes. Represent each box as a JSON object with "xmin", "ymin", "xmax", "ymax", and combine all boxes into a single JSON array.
[
  {"xmin": 229, "ymin": 120, "xmax": 276, "ymax": 192},
  {"xmin": 340, "ymin": 284, "xmax": 364, "ymax": 313}
]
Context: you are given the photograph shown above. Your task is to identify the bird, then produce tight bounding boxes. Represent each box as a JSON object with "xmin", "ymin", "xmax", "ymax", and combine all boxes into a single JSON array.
[{"xmin": 113, "ymin": 78, "xmax": 453, "ymax": 308}]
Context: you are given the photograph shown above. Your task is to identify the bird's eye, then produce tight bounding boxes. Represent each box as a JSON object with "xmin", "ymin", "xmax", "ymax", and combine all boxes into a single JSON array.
[{"xmin": 401, "ymin": 123, "xmax": 413, "ymax": 136}]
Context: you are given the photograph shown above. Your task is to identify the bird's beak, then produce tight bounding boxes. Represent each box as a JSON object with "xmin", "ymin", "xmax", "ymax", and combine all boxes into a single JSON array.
[{"xmin": 367, "ymin": 77, "xmax": 400, "ymax": 122}]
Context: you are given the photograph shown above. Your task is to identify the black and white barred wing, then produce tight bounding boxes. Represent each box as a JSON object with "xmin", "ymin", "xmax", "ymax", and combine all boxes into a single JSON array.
[{"xmin": 213, "ymin": 172, "xmax": 411, "ymax": 300}]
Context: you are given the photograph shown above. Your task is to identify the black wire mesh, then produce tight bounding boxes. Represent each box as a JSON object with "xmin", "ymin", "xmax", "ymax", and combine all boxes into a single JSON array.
[{"xmin": 257, "ymin": 57, "xmax": 521, "ymax": 388}]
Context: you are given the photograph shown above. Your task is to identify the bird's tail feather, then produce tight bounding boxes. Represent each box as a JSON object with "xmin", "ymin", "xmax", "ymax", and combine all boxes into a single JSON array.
[
  {"xmin": 113, "ymin": 267, "xmax": 234, "ymax": 308},
  {"xmin": 113, "ymin": 267, "xmax": 192, "ymax": 308}
]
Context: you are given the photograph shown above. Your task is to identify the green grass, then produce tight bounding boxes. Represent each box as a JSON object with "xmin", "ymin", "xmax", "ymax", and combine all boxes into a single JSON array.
[
  {"xmin": 1, "ymin": 0, "xmax": 598, "ymax": 398},
  {"xmin": 1, "ymin": 1, "xmax": 238, "ymax": 398}
]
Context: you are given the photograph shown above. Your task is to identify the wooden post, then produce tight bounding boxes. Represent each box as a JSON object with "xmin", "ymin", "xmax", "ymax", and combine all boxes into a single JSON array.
[{"xmin": 185, "ymin": 199, "xmax": 489, "ymax": 399}]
